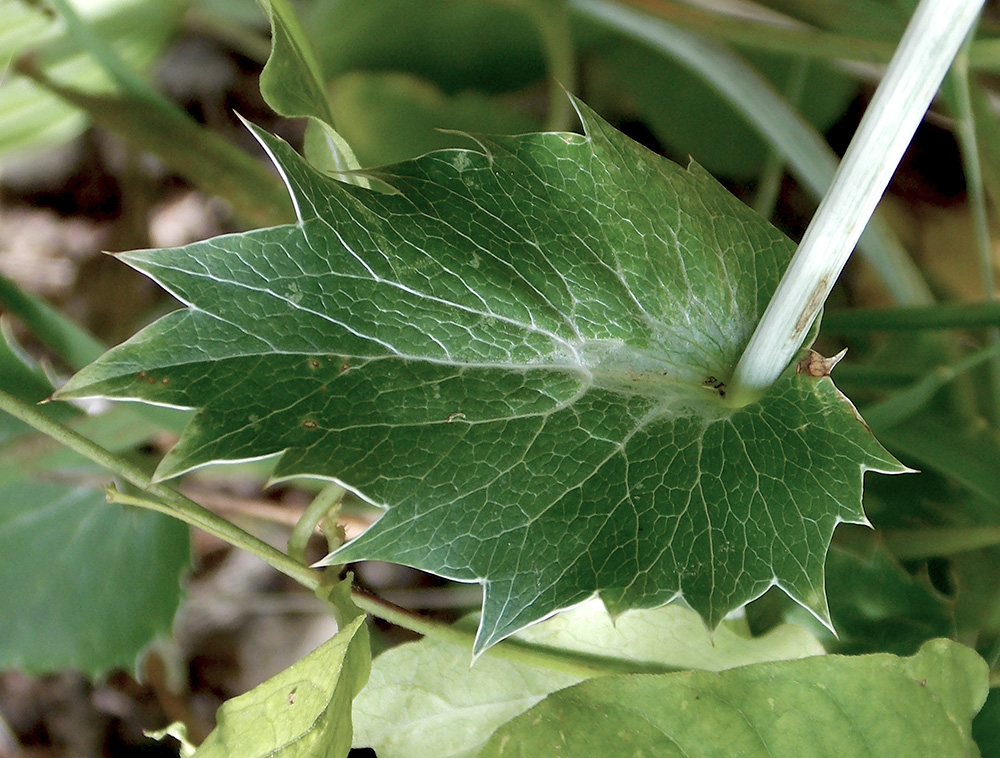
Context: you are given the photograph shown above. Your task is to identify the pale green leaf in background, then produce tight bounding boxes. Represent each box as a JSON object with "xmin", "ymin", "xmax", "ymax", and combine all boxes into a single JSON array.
[
  {"xmin": 353, "ymin": 600, "xmax": 824, "ymax": 758},
  {"xmin": 0, "ymin": 333, "xmax": 188, "ymax": 677},
  {"xmin": 193, "ymin": 615, "xmax": 369, "ymax": 758},
  {"xmin": 0, "ymin": 480, "xmax": 189, "ymax": 677},
  {"xmin": 57, "ymin": 99, "xmax": 904, "ymax": 654},
  {"xmin": 0, "ymin": 0, "xmax": 181, "ymax": 168},
  {"xmin": 479, "ymin": 638, "xmax": 988, "ymax": 757},
  {"xmin": 327, "ymin": 71, "xmax": 540, "ymax": 168}
]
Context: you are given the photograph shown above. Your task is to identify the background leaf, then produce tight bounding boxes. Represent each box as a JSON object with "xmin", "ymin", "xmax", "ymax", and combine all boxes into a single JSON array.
[
  {"xmin": 58, "ymin": 100, "xmax": 904, "ymax": 653},
  {"xmin": 479, "ymin": 638, "xmax": 988, "ymax": 757},
  {"xmin": 327, "ymin": 71, "xmax": 540, "ymax": 168},
  {"xmin": 0, "ymin": 0, "xmax": 181, "ymax": 168},
  {"xmin": 193, "ymin": 615, "xmax": 370, "ymax": 758},
  {"xmin": 353, "ymin": 600, "xmax": 823, "ymax": 758},
  {"xmin": 0, "ymin": 480, "xmax": 188, "ymax": 677},
  {"xmin": 255, "ymin": 0, "xmax": 362, "ymax": 178},
  {"xmin": 0, "ymin": 333, "xmax": 188, "ymax": 676}
]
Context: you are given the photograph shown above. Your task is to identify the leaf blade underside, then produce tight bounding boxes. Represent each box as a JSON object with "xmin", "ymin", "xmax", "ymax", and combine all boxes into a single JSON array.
[{"xmin": 58, "ymin": 99, "xmax": 905, "ymax": 653}]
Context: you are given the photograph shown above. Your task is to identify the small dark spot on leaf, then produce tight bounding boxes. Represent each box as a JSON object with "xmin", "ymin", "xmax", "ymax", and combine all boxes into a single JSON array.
[
  {"xmin": 160, "ymin": 378, "xmax": 170, "ymax": 385},
  {"xmin": 310, "ymin": 359, "xmax": 321, "ymax": 369},
  {"xmin": 703, "ymin": 376, "xmax": 716, "ymax": 385},
  {"xmin": 340, "ymin": 360, "xmax": 351, "ymax": 373},
  {"xmin": 287, "ymin": 688, "xmax": 297, "ymax": 705},
  {"xmin": 302, "ymin": 419, "xmax": 318, "ymax": 430},
  {"xmin": 918, "ymin": 679, "xmax": 927, "ymax": 687}
]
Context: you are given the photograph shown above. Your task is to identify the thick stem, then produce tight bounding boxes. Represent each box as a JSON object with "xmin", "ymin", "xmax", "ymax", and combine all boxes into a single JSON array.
[{"xmin": 727, "ymin": 0, "xmax": 986, "ymax": 406}]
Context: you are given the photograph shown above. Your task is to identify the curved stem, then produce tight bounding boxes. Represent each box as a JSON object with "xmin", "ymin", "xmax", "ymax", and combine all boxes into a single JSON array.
[
  {"xmin": 728, "ymin": 0, "xmax": 986, "ymax": 405},
  {"xmin": 0, "ymin": 388, "xmax": 320, "ymax": 590},
  {"xmin": 288, "ymin": 482, "xmax": 345, "ymax": 563}
]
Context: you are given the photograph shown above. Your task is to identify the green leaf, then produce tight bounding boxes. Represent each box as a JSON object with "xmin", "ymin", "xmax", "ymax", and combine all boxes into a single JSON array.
[
  {"xmin": 256, "ymin": 0, "xmax": 362, "ymax": 177},
  {"xmin": 0, "ymin": 480, "xmax": 188, "ymax": 676},
  {"xmin": 974, "ymin": 685, "xmax": 1000, "ymax": 758},
  {"xmin": 328, "ymin": 71, "xmax": 541, "ymax": 168},
  {"xmin": 478, "ymin": 638, "xmax": 988, "ymax": 757},
  {"xmin": 0, "ymin": 0, "xmax": 180, "ymax": 167},
  {"xmin": 0, "ymin": 335, "xmax": 188, "ymax": 676},
  {"xmin": 305, "ymin": 0, "xmax": 545, "ymax": 96},
  {"xmin": 193, "ymin": 616, "xmax": 369, "ymax": 758},
  {"xmin": 58, "ymin": 99, "xmax": 904, "ymax": 653},
  {"xmin": 777, "ymin": 534, "xmax": 955, "ymax": 656},
  {"xmin": 354, "ymin": 601, "xmax": 824, "ymax": 758}
]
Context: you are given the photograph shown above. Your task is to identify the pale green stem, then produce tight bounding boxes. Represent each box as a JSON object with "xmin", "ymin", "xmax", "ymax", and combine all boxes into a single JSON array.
[
  {"xmin": 728, "ymin": 0, "xmax": 986, "ymax": 405},
  {"xmin": 949, "ymin": 45, "xmax": 1000, "ymax": 422},
  {"xmin": 288, "ymin": 482, "xmax": 345, "ymax": 563},
  {"xmin": 569, "ymin": 0, "xmax": 933, "ymax": 308},
  {"xmin": 0, "ymin": 387, "xmax": 320, "ymax": 590}
]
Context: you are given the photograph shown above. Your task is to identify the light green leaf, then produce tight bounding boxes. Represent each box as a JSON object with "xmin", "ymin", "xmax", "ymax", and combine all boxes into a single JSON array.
[
  {"xmin": 0, "ymin": 0, "xmax": 180, "ymax": 167},
  {"xmin": 194, "ymin": 616, "xmax": 370, "ymax": 758},
  {"xmin": 0, "ymin": 480, "xmax": 188, "ymax": 677},
  {"xmin": 328, "ymin": 71, "xmax": 540, "ymax": 168},
  {"xmin": 305, "ymin": 0, "xmax": 545, "ymax": 95},
  {"xmin": 354, "ymin": 601, "xmax": 824, "ymax": 758},
  {"xmin": 256, "ymin": 0, "xmax": 362, "ymax": 178},
  {"xmin": 0, "ymin": 335, "xmax": 188, "ymax": 676},
  {"xmin": 479, "ymin": 638, "xmax": 988, "ymax": 757},
  {"xmin": 58, "ymin": 99, "xmax": 904, "ymax": 654}
]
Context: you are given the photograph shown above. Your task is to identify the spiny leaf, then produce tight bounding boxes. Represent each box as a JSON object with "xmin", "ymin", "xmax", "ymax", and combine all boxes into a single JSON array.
[{"xmin": 57, "ymin": 98, "xmax": 905, "ymax": 653}]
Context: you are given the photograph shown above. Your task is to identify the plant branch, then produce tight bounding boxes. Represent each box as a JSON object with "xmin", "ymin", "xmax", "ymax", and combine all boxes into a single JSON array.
[
  {"xmin": 947, "ymin": 42, "xmax": 1000, "ymax": 423},
  {"xmin": 288, "ymin": 482, "xmax": 345, "ymax": 563},
  {"xmin": 0, "ymin": 389, "xmax": 678, "ymax": 678},
  {"xmin": 0, "ymin": 388, "xmax": 320, "ymax": 590},
  {"xmin": 349, "ymin": 588, "xmax": 679, "ymax": 678},
  {"xmin": 728, "ymin": 0, "xmax": 986, "ymax": 405}
]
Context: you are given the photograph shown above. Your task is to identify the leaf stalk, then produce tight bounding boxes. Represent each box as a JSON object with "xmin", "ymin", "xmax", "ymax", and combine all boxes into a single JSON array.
[
  {"xmin": 0, "ymin": 388, "xmax": 320, "ymax": 590},
  {"xmin": 728, "ymin": 0, "xmax": 987, "ymax": 406}
]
